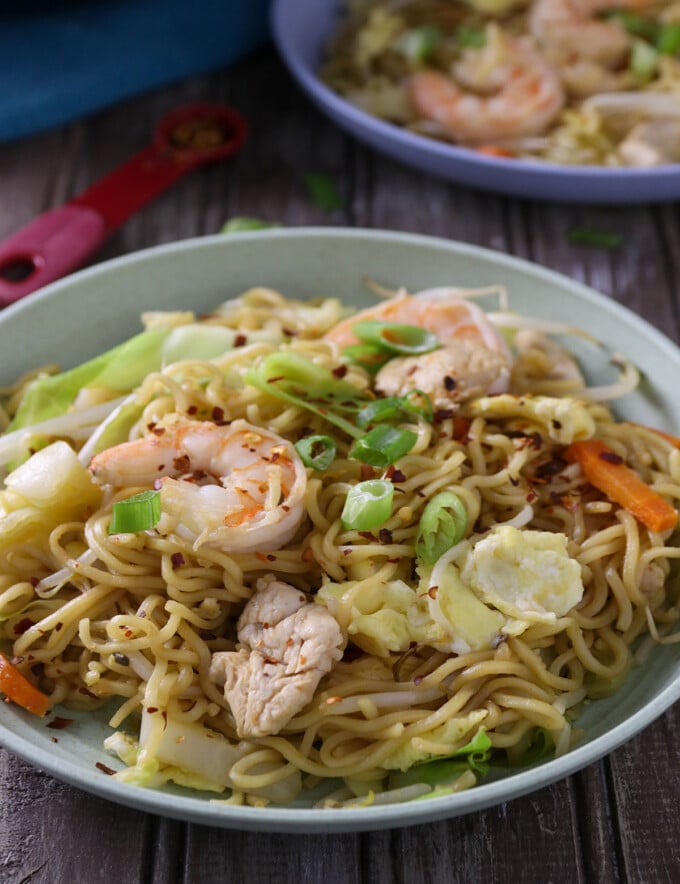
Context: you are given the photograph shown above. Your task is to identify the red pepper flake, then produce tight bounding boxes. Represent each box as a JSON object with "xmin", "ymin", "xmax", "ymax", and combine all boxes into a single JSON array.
[
  {"xmin": 302, "ymin": 547, "xmax": 314, "ymax": 562},
  {"xmin": 535, "ymin": 457, "xmax": 567, "ymax": 480},
  {"xmin": 146, "ymin": 707, "xmax": 159, "ymax": 714},
  {"xmin": 212, "ymin": 406, "xmax": 225, "ymax": 422},
  {"xmin": 96, "ymin": 762, "xmax": 116, "ymax": 776},
  {"xmin": 29, "ymin": 576, "xmax": 39, "ymax": 588},
  {"xmin": 526, "ymin": 490, "xmax": 538, "ymax": 503},
  {"xmin": 173, "ymin": 454, "xmax": 191, "ymax": 473},
  {"xmin": 599, "ymin": 451, "xmax": 623, "ymax": 465},
  {"xmin": 187, "ymin": 405, "xmax": 198, "ymax": 415},
  {"xmin": 170, "ymin": 552, "xmax": 185, "ymax": 568},
  {"xmin": 434, "ymin": 408, "xmax": 455, "ymax": 422},
  {"xmin": 266, "ymin": 554, "xmax": 276, "ymax": 561},
  {"xmin": 360, "ymin": 463, "xmax": 375, "ymax": 481},
  {"xmin": 54, "ymin": 622, "xmax": 63, "ymax": 632},
  {"xmin": 378, "ymin": 528, "xmax": 393, "ymax": 544},
  {"xmin": 47, "ymin": 716, "xmax": 74, "ymax": 730},
  {"xmin": 234, "ymin": 334, "xmax": 248, "ymax": 347},
  {"xmin": 452, "ymin": 416, "xmax": 471, "ymax": 442},
  {"xmin": 255, "ymin": 552, "xmax": 268, "ymax": 562},
  {"xmin": 151, "ymin": 426, "xmax": 166, "ymax": 437},
  {"xmin": 332, "ymin": 365, "xmax": 348, "ymax": 379},
  {"xmin": 79, "ymin": 687, "xmax": 97, "ymax": 698},
  {"xmin": 51, "ymin": 737, "xmax": 58, "ymax": 743},
  {"xmin": 443, "ymin": 375, "xmax": 457, "ymax": 391},
  {"xmin": 13, "ymin": 618, "xmax": 34, "ymax": 636},
  {"xmin": 428, "ymin": 585, "xmax": 439, "ymax": 599},
  {"xmin": 358, "ymin": 531, "xmax": 378, "ymax": 542},
  {"xmin": 390, "ymin": 469, "xmax": 406, "ymax": 484}
]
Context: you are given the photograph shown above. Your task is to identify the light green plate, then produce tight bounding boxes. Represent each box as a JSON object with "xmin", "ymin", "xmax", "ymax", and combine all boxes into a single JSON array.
[{"xmin": 1, "ymin": 228, "xmax": 679, "ymax": 832}]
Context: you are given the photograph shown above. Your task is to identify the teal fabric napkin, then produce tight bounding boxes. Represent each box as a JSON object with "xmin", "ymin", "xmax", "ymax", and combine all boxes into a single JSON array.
[{"xmin": 0, "ymin": 0, "xmax": 271, "ymax": 142}]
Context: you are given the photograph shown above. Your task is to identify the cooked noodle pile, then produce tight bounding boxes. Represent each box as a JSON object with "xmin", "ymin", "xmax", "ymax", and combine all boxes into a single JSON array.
[{"xmin": 0, "ymin": 285, "xmax": 679, "ymax": 808}]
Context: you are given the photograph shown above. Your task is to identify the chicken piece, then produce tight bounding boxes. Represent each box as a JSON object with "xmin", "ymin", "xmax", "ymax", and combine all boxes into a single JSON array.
[
  {"xmin": 210, "ymin": 578, "xmax": 345, "ymax": 738},
  {"xmin": 618, "ymin": 119, "xmax": 680, "ymax": 168},
  {"xmin": 374, "ymin": 339, "xmax": 511, "ymax": 410}
]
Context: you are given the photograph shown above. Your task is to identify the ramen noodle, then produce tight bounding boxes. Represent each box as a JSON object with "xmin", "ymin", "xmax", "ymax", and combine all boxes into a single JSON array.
[{"xmin": 0, "ymin": 284, "xmax": 678, "ymax": 808}]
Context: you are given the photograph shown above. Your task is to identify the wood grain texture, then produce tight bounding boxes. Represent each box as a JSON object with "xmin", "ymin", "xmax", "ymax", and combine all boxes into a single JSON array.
[{"xmin": 1, "ymin": 48, "xmax": 680, "ymax": 884}]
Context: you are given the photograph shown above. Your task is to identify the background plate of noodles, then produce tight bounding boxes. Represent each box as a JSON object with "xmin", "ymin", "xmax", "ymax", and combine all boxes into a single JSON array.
[
  {"xmin": 272, "ymin": 0, "xmax": 680, "ymax": 203},
  {"xmin": 0, "ymin": 228, "xmax": 680, "ymax": 832}
]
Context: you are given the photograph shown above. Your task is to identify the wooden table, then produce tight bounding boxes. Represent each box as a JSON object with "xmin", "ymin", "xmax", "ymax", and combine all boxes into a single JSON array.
[{"xmin": 1, "ymin": 48, "xmax": 680, "ymax": 884}]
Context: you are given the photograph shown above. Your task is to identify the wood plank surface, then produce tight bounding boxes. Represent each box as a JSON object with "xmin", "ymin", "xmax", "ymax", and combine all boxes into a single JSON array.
[{"xmin": 1, "ymin": 49, "xmax": 680, "ymax": 884}]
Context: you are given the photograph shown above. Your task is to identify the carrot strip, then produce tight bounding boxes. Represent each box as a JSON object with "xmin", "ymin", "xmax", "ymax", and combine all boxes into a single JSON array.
[
  {"xmin": 565, "ymin": 439, "xmax": 678, "ymax": 534},
  {"xmin": 476, "ymin": 144, "xmax": 514, "ymax": 158},
  {"xmin": 0, "ymin": 652, "xmax": 50, "ymax": 716}
]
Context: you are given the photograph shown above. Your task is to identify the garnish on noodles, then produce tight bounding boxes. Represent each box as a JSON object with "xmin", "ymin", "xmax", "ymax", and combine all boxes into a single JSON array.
[{"xmin": 0, "ymin": 283, "xmax": 678, "ymax": 808}]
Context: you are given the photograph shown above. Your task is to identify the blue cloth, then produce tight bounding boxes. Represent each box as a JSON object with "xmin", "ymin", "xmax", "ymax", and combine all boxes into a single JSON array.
[{"xmin": 0, "ymin": 0, "xmax": 271, "ymax": 142}]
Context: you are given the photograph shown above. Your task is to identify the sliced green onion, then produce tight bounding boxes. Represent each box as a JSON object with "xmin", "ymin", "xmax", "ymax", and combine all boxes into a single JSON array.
[
  {"xmin": 568, "ymin": 226, "xmax": 623, "ymax": 249},
  {"xmin": 402, "ymin": 389, "xmax": 434, "ymax": 423},
  {"xmin": 305, "ymin": 172, "xmax": 343, "ymax": 212},
  {"xmin": 244, "ymin": 351, "xmax": 369, "ymax": 439},
  {"xmin": 341, "ymin": 479, "xmax": 394, "ymax": 530},
  {"xmin": 605, "ymin": 9, "xmax": 657, "ymax": 40},
  {"xmin": 108, "ymin": 490, "xmax": 161, "ymax": 535},
  {"xmin": 356, "ymin": 397, "xmax": 405, "ymax": 429},
  {"xmin": 221, "ymin": 217, "xmax": 282, "ymax": 233},
  {"xmin": 356, "ymin": 391, "xmax": 434, "ymax": 429},
  {"xmin": 416, "ymin": 491, "xmax": 467, "ymax": 564},
  {"xmin": 630, "ymin": 38, "xmax": 659, "ymax": 79},
  {"xmin": 350, "ymin": 425, "xmax": 418, "ymax": 467},
  {"xmin": 456, "ymin": 25, "xmax": 486, "ymax": 49},
  {"xmin": 352, "ymin": 320, "xmax": 439, "ymax": 355},
  {"xmin": 657, "ymin": 22, "xmax": 680, "ymax": 54},
  {"xmin": 295, "ymin": 435, "xmax": 336, "ymax": 471},
  {"xmin": 341, "ymin": 343, "xmax": 392, "ymax": 374},
  {"xmin": 395, "ymin": 25, "xmax": 442, "ymax": 63}
]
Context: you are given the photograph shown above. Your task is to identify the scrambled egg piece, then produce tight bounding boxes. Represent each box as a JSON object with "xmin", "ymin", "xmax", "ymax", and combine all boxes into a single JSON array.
[
  {"xmin": 460, "ymin": 526, "xmax": 584, "ymax": 627},
  {"xmin": 468, "ymin": 394, "xmax": 596, "ymax": 444},
  {"xmin": 431, "ymin": 562, "xmax": 506, "ymax": 654},
  {"xmin": 318, "ymin": 526, "xmax": 584, "ymax": 657},
  {"xmin": 318, "ymin": 578, "xmax": 442, "ymax": 658}
]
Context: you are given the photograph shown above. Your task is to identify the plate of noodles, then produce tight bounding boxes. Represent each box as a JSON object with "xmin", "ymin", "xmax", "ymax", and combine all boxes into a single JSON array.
[
  {"xmin": 1, "ymin": 227, "xmax": 680, "ymax": 833},
  {"xmin": 272, "ymin": 0, "xmax": 680, "ymax": 202}
]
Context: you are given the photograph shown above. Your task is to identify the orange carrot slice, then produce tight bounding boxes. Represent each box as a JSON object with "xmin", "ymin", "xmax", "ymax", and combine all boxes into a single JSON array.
[
  {"xmin": 0, "ymin": 652, "xmax": 49, "ymax": 716},
  {"xmin": 476, "ymin": 144, "xmax": 514, "ymax": 158},
  {"xmin": 565, "ymin": 439, "xmax": 678, "ymax": 533}
]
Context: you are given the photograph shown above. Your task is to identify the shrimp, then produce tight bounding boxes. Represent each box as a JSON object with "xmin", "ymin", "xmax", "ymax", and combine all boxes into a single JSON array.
[
  {"xmin": 89, "ymin": 418, "xmax": 307, "ymax": 553},
  {"xmin": 529, "ymin": 0, "xmax": 653, "ymax": 68},
  {"xmin": 326, "ymin": 287, "xmax": 508, "ymax": 353},
  {"xmin": 407, "ymin": 26, "xmax": 565, "ymax": 143},
  {"xmin": 326, "ymin": 287, "xmax": 512, "ymax": 402}
]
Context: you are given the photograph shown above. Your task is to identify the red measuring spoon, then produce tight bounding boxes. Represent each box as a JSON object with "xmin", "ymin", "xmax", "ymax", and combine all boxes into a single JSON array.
[{"xmin": 0, "ymin": 102, "xmax": 248, "ymax": 306}]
